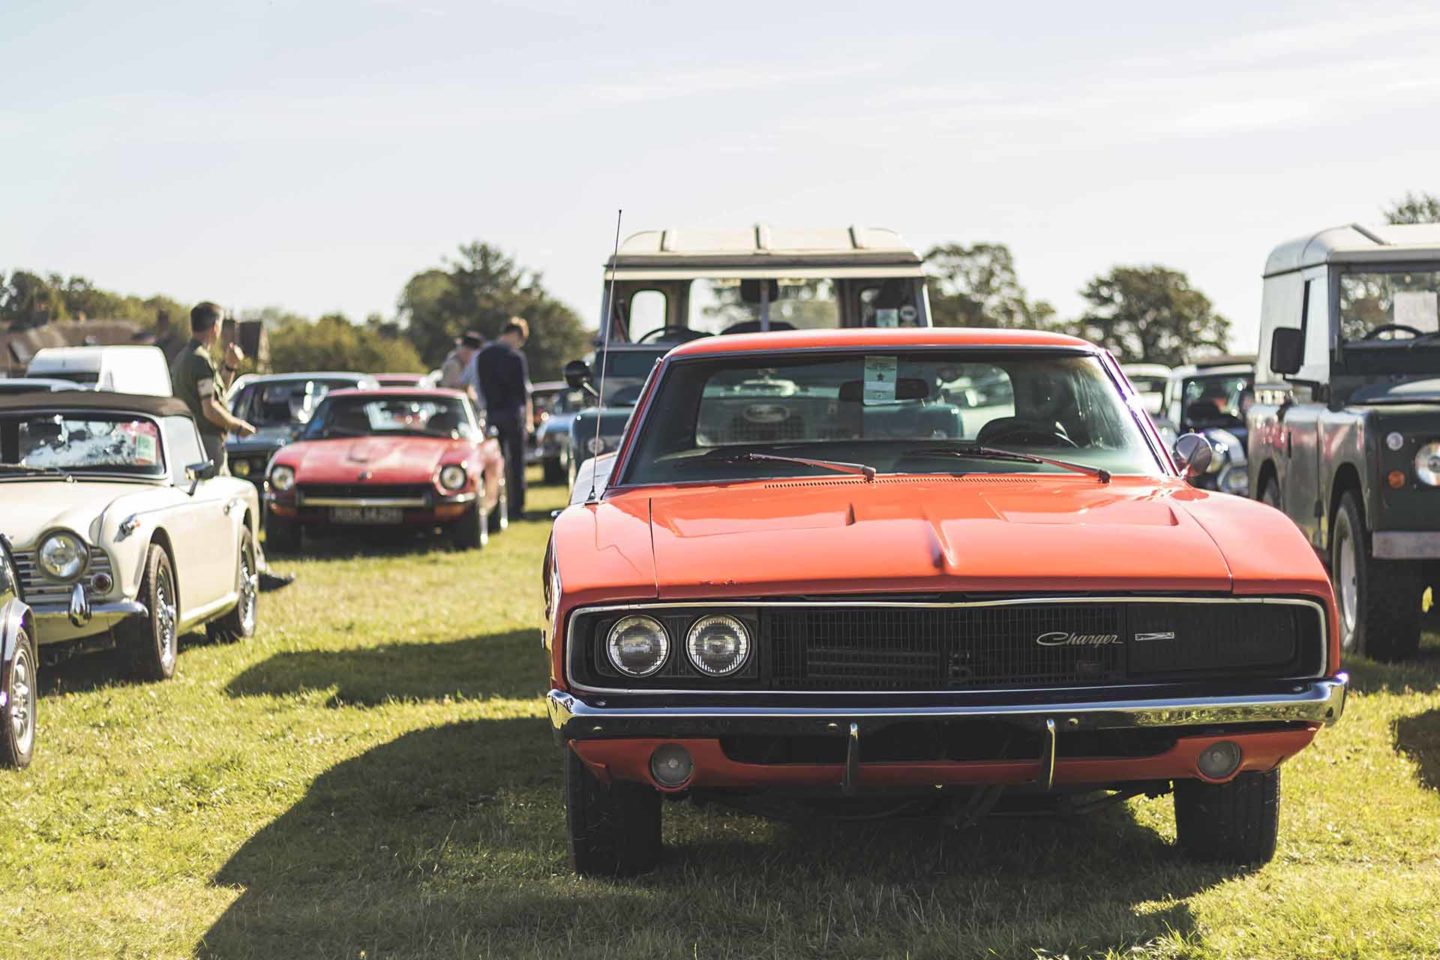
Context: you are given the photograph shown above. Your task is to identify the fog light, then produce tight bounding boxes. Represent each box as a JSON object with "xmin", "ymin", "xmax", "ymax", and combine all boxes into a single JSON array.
[
  {"xmin": 91, "ymin": 571, "xmax": 113, "ymax": 593},
  {"xmin": 649, "ymin": 744, "xmax": 693, "ymax": 788},
  {"xmin": 1196, "ymin": 740, "xmax": 1243, "ymax": 780},
  {"xmin": 1385, "ymin": 431, "xmax": 1405, "ymax": 452},
  {"xmin": 1387, "ymin": 470, "xmax": 1407, "ymax": 489},
  {"xmin": 232, "ymin": 459, "xmax": 252, "ymax": 478}
]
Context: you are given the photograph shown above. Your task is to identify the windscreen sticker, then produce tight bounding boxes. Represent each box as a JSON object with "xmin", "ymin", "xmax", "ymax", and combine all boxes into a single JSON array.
[
  {"xmin": 1394, "ymin": 290, "xmax": 1440, "ymax": 333},
  {"xmin": 899, "ymin": 305, "xmax": 919, "ymax": 326},
  {"xmin": 863, "ymin": 356, "xmax": 898, "ymax": 405},
  {"xmin": 135, "ymin": 432, "xmax": 158, "ymax": 465},
  {"xmin": 875, "ymin": 308, "xmax": 900, "ymax": 328}
]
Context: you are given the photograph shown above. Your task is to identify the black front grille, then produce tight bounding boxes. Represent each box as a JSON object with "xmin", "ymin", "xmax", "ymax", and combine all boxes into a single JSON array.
[
  {"xmin": 298, "ymin": 483, "xmax": 432, "ymax": 501},
  {"xmin": 569, "ymin": 599, "xmax": 1325, "ymax": 692}
]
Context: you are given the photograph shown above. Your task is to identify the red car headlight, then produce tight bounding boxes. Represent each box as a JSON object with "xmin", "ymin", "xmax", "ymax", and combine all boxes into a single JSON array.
[{"xmin": 438, "ymin": 464, "xmax": 467, "ymax": 491}]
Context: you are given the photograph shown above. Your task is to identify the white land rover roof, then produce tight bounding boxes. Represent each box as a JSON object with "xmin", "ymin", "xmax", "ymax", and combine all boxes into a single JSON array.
[
  {"xmin": 607, "ymin": 225, "xmax": 926, "ymax": 281},
  {"xmin": 1265, "ymin": 223, "xmax": 1440, "ymax": 278}
]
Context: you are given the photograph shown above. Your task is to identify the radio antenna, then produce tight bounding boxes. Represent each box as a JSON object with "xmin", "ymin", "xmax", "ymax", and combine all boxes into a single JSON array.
[{"xmin": 586, "ymin": 208, "xmax": 623, "ymax": 504}]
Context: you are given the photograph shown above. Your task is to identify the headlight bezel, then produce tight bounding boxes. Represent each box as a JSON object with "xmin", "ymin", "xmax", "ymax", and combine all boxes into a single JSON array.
[
  {"xmin": 605, "ymin": 615, "xmax": 670, "ymax": 678},
  {"xmin": 269, "ymin": 464, "xmax": 296, "ymax": 492},
  {"xmin": 37, "ymin": 529, "xmax": 89, "ymax": 582},
  {"xmin": 685, "ymin": 614, "xmax": 752, "ymax": 677},
  {"xmin": 438, "ymin": 464, "xmax": 468, "ymax": 491},
  {"xmin": 1416, "ymin": 441, "xmax": 1440, "ymax": 487},
  {"xmin": 585, "ymin": 436, "xmax": 608, "ymax": 456}
]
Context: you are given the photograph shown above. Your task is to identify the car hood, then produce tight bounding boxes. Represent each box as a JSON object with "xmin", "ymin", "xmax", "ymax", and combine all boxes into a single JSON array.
[
  {"xmin": 227, "ymin": 423, "xmax": 297, "ymax": 453},
  {"xmin": 277, "ymin": 436, "xmax": 462, "ymax": 483},
  {"xmin": 0, "ymin": 479, "xmax": 142, "ymax": 547},
  {"xmin": 553, "ymin": 475, "xmax": 1330, "ymax": 605}
]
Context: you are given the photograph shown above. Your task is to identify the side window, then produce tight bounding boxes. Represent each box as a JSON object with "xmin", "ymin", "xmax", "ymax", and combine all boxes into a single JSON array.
[{"xmin": 162, "ymin": 416, "xmax": 205, "ymax": 486}]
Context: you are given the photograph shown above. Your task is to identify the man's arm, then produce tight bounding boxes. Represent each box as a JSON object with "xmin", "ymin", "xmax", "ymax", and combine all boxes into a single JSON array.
[{"xmin": 202, "ymin": 393, "xmax": 255, "ymax": 437}]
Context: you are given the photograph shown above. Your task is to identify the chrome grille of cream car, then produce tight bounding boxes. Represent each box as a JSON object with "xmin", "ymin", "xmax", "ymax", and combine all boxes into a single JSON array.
[{"xmin": 13, "ymin": 548, "xmax": 114, "ymax": 604}]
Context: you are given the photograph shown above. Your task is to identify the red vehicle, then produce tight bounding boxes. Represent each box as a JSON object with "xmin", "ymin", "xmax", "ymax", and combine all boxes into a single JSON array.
[
  {"xmin": 544, "ymin": 328, "xmax": 1347, "ymax": 876},
  {"xmin": 264, "ymin": 388, "xmax": 506, "ymax": 552}
]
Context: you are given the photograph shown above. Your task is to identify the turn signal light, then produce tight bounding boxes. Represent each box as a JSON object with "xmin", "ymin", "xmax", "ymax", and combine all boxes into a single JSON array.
[
  {"xmin": 650, "ymin": 744, "xmax": 694, "ymax": 788},
  {"xmin": 1196, "ymin": 740, "xmax": 1243, "ymax": 780},
  {"xmin": 1387, "ymin": 470, "xmax": 1406, "ymax": 489}
]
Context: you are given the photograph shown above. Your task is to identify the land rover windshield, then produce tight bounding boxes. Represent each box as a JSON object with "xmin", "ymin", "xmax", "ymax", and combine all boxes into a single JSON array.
[
  {"xmin": 1339, "ymin": 267, "xmax": 1440, "ymax": 347},
  {"xmin": 622, "ymin": 350, "xmax": 1161, "ymax": 485}
]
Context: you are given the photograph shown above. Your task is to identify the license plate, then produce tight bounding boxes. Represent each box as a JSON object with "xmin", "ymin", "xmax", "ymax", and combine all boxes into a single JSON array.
[{"xmin": 330, "ymin": 507, "xmax": 404, "ymax": 524}]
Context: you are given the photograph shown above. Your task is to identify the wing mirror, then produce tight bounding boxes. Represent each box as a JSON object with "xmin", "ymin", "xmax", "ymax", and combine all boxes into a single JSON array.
[
  {"xmin": 564, "ymin": 359, "xmax": 598, "ymax": 398},
  {"xmin": 185, "ymin": 459, "xmax": 218, "ymax": 494},
  {"xmin": 1270, "ymin": 327, "xmax": 1304, "ymax": 375},
  {"xmin": 1171, "ymin": 433, "xmax": 1214, "ymax": 479},
  {"xmin": 486, "ymin": 423, "xmax": 500, "ymax": 439}
]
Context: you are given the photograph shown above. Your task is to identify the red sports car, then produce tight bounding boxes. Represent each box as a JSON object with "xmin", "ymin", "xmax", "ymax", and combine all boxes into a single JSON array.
[{"xmin": 263, "ymin": 388, "xmax": 506, "ymax": 552}]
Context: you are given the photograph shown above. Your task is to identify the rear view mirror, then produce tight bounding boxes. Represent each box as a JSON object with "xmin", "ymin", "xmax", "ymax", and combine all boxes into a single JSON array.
[
  {"xmin": 1171, "ymin": 433, "xmax": 1214, "ymax": 479},
  {"xmin": 740, "ymin": 278, "xmax": 780, "ymax": 304},
  {"xmin": 564, "ymin": 360, "xmax": 598, "ymax": 398},
  {"xmin": 1270, "ymin": 327, "xmax": 1304, "ymax": 376}
]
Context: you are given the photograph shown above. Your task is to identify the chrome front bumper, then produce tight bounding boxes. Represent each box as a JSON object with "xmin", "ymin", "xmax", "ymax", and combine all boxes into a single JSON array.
[
  {"xmin": 32, "ymin": 589, "xmax": 149, "ymax": 645},
  {"xmin": 548, "ymin": 676, "xmax": 1348, "ymax": 742}
]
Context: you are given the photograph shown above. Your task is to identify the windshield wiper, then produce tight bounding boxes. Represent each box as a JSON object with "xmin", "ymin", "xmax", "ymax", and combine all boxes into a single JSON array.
[
  {"xmin": 903, "ymin": 443, "xmax": 1111, "ymax": 483},
  {"xmin": 0, "ymin": 463, "xmax": 74, "ymax": 479},
  {"xmin": 679, "ymin": 450, "xmax": 877, "ymax": 480}
]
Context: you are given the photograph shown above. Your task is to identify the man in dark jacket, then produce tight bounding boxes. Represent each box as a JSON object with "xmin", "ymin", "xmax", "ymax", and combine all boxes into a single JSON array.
[{"xmin": 474, "ymin": 318, "xmax": 532, "ymax": 521}]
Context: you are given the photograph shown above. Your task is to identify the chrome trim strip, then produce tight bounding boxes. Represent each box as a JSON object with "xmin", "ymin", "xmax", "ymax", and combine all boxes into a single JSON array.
[
  {"xmin": 564, "ymin": 596, "xmax": 1331, "ymax": 695},
  {"xmin": 1373, "ymin": 531, "xmax": 1440, "ymax": 559},
  {"xmin": 302, "ymin": 497, "xmax": 429, "ymax": 508},
  {"xmin": 548, "ymin": 675, "xmax": 1349, "ymax": 735}
]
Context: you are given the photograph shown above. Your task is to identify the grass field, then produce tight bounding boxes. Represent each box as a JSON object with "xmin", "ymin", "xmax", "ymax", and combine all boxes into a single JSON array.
[{"xmin": 2, "ymin": 472, "xmax": 1438, "ymax": 959}]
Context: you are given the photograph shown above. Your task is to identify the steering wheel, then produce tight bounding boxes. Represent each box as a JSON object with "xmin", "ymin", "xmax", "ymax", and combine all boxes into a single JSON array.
[
  {"xmin": 637, "ymin": 326, "xmax": 704, "ymax": 344},
  {"xmin": 979, "ymin": 418, "xmax": 1079, "ymax": 449},
  {"xmin": 1362, "ymin": 323, "xmax": 1425, "ymax": 340}
]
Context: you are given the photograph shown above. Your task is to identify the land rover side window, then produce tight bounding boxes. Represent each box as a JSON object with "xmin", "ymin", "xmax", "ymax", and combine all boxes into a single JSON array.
[
  {"xmin": 1338, "ymin": 268, "xmax": 1440, "ymax": 342},
  {"xmin": 687, "ymin": 278, "xmax": 840, "ymax": 334},
  {"xmin": 625, "ymin": 351, "xmax": 1160, "ymax": 484}
]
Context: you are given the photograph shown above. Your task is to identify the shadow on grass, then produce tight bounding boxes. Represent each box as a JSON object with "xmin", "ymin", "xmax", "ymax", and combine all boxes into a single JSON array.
[
  {"xmin": 1344, "ymin": 630, "xmax": 1440, "ymax": 696},
  {"xmin": 40, "ymin": 629, "xmax": 213, "ymax": 697},
  {"xmin": 196, "ymin": 717, "xmax": 1246, "ymax": 960},
  {"xmin": 1395, "ymin": 708, "xmax": 1440, "ymax": 793},
  {"xmin": 225, "ymin": 629, "xmax": 547, "ymax": 706}
]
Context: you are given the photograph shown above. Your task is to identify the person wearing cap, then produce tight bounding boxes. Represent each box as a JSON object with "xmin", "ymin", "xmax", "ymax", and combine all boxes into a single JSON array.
[
  {"xmin": 475, "ymin": 318, "xmax": 532, "ymax": 521},
  {"xmin": 440, "ymin": 332, "xmax": 483, "ymax": 404}
]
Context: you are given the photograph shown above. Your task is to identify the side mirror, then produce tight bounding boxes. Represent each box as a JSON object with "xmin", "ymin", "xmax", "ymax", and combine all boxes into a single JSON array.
[
  {"xmin": 564, "ymin": 359, "xmax": 598, "ymax": 398},
  {"xmin": 185, "ymin": 459, "xmax": 218, "ymax": 493},
  {"xmin": 486, "ymin": 424, "xmax": 500, "ymax": 439},
  {"xmin": 1171, "ymin": 433, "xmax": 1214, "ymax": 479},
  {"xmin": 1270, "ymin": 327, "xmax": 1304, "ymax": 376}
]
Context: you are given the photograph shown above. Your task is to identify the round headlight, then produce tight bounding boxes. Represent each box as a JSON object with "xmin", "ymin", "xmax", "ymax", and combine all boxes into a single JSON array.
[
  {"xmin": 607, "ymin": 615, "xmax": 669, "ymax": 677},
  {"xmin": 686, "ymin": 615, "xmax": 751, "ymax": 677},
  {"xmin": 1416, "ymin": 441, "xmax": 1440, "ymax": 486},
  {"xmin": 439, "ymin": 464, "xmax": 467, "ymax": 491},
  {"xmin": 232, "ymin": 459, "xmax": 252, "ymax": 478},
  {"xmin": 38, "ymin": 531, "xmax": 88, "ymax": 581},
  {"xmin": 585, "ymin": 436, "xmax": 608, "ymax": 456},
  {"xmin": 1386, "ymin": 431, "xmax": 1406, "ymax": 452},
  {"xmin": 270, "ymin": 465, "xmax": 296, "ymax": 492}
]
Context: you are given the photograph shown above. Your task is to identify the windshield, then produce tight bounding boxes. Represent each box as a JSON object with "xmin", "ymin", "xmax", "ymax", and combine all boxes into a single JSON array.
[
  {"xmin": 1339, "ymin": 268, "xmax": 1440, "ymax": 343},
  {"xmin": 234, "ymin": 378, "xmax": 358, "ymax": 427},
  {"xmin": 302, "ymin": 395, "xmax": 476, "ymax": 440},
  {"xmin": 0, "ymin": 413, "xmax": 165, "ymax": 476},
  {"xmin": 623, "ymin": 350, "xmax": 1160, "ymax": 485}
]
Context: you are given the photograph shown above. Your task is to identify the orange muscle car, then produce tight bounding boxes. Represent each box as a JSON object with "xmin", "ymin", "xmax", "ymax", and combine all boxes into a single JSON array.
[{"xmin": 543, "ymin": 328, "xmax": 1347, "ymax": 876}]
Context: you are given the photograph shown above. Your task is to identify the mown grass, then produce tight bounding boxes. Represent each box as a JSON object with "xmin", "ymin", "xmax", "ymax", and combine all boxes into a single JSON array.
[{"xmin": 2, "ymin": 471, "xmax": 1438, "ymax": 959}]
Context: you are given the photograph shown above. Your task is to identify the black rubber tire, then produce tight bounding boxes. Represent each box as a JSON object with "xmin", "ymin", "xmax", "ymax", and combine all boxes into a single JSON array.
[
  {"xmin": 0, "ymin": 628, "xmax": 36, "ymax": 769},
  {"xmin": 1332, "ymin": 492, "xmax": 1420, "ymax": 661},
  {"xmin": 120, "ymin": 545, "xmax": 179, "ymax": 681},
  {"xmin": 565, "ymin": 746, "xmax": 661, "ymax": 877},
  {"xmin": 488, "ymin": 483, "xmax": 509, "ymax": 534},
  {"xmin": 207, "ymin": 528, "xmax": 258, "ymax": 644},
  {"xmin": 1258, "ymin": 475, "xmax": 1280, "ymax": 510},
  {"xmin": 1174, "ymin": 769, "xmax": 1280, "ymax": 864},
  {"xmin": 265, "ymin": 512, "xmax": 302, "ymax": 555},
  {"xmin": 451, "ymin": 501, "xmax": 488, "ymax": 551},
  {"xmin": 542, "ymin": 458, "xmax": 565, "ymax": 485}
]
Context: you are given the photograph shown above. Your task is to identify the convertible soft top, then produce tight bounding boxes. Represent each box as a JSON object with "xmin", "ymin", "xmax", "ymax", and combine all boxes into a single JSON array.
[{"xmin": 0, "ymin": 390, "xmax": 193, "ymax": 419}]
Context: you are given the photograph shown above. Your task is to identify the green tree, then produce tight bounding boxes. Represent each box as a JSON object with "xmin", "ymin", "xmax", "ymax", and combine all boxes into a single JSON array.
[
  {"xmin": 1070, "ymin": 266, "xmax": 1230, "ymax": 365},
  {"xmin": 397, "ymin": 242, "xmax": 591, "ymax": 380},
  {"xmin": 923, "ymin": 243, "xmax": 1056, "ymax": 329},
  {"xmin": 1, "ymin": 270, "xmax": 69, "ymax": 327},
  {"xmin": 268, "ymin": 313, "xmax": 425, "ymax": 375},
  {"xmin": 1384, "ymin": 192, "xmax": 1440, "ymax": 225}
]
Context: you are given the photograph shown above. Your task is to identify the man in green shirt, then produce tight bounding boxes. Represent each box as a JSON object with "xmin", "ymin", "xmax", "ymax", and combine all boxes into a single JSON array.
[{"xmin": 171, "ymin": 301, "xmax": 255, "ymax": 473}]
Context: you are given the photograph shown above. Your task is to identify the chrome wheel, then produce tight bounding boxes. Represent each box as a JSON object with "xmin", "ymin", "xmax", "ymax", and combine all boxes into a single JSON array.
[
  {"xmin": 155, "ymin": 565, "xmax": 178, "ymax": 670},
  {"xmin": 9, "ymin": 642, "xmax": 34, "ymax": 758},
  {"xmin": 1336, "ymin": 522, "xmax": 1359, "ymax": 650},
  {"xmin": 237, "ymin": 543, "xmax": 258, "ymax": 635}
]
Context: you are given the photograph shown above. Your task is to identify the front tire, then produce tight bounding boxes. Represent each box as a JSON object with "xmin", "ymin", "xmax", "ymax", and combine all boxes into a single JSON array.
[
  {"xmin": 207, "ymin": 528, "xmax": 258, "ymax": 644},
  {"xmin": 1332, "ymin": 492, "xmax": 1420, "ymax": 661},
  {"xmin": 1174, "ymin": 769, "xmax": 1280, "ymax": 864},
  {"xmin": 0, "ymin": 629, "xmax": 37, "ymax": 769},
  {"xmin": 120, "ymin": 545, "xmax": 179, "ymax": 681},
  {"xmin": 565, "ymin": 746, "xmax": 661, "ymax": 877},
  {"xmin": 451, "ymin": 501, "xmax": 488, "ymax": 551}
]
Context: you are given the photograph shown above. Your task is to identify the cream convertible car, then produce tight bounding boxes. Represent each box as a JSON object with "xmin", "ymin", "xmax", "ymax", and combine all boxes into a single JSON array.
[{"xmin": 0, "ymin": 392, "xmax": 260, "ymax": 681}]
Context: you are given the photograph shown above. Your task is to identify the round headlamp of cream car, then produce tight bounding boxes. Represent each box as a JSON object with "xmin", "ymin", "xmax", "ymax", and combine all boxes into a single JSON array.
[
  {"xmin": 585, "ymin": 436, "xmax": 608, "ymax": 456},
  {"xmin": 38, "ymin": 530, "xmax": 88, "ymax": 581},
  {"xmin": 686, "ymin": 615, "xmax": 751, "ymax": 676},
  {"xmin": 606, "ymin": 615, "xmax": 669, "ymax": 677},
  {"xmin": 1415, "ymin": 441, "xmax": 1440, "ymax": 486},
  {"xmin": 439, "ymin": 464, "xmax": 467, "ymax": 491},
  {"xmin": 269, "ymin": 464, "xmax": 296, "ymax": 492}
]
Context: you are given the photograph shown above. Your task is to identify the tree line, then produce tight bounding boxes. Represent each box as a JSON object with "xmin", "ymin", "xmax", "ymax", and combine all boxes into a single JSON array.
[{"xmin": 4, "ymin": 192, "xmax": 1435, "ymax": 375}]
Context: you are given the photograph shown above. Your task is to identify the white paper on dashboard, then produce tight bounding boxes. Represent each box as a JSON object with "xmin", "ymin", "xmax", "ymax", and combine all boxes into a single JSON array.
[
  {"xmin": 863, "ymin": 356, "xmax": 897, "ymax": 405},
  {"xmin": 1393, "ymin": 290, "xmax": 1439, "ymax": 333}
]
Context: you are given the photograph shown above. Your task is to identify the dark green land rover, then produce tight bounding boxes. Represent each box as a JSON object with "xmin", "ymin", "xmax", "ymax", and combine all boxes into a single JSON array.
[{"xmin": 1248, "ymin": 223, "xmax": 1440, "ymax": 660}]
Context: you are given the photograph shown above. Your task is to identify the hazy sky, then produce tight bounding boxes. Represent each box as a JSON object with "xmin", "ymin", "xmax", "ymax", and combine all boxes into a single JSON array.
[{"xmin": 5, "ymin": 0, "xmax": 1439, "ymax": 351}]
